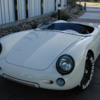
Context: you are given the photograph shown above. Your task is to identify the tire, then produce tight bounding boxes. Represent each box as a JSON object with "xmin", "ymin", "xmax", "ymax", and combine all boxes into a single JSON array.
[{"xmin": 79, "ymin": 53, "xmax": 94, "ymax": 90}]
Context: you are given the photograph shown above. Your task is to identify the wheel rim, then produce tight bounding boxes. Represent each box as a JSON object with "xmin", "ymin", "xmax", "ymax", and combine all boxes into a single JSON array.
[
  {"xmin": 81, "ymin": 58, "xmax": 92, "ymax": 85},
  {"xmin": 80, "ymin": 56, "xmax": 94, "ymax": 89}
]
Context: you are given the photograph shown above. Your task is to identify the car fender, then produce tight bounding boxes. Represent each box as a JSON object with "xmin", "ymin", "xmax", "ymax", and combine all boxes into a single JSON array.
[{"xmin": 58, "ymin": 37, "xmax": 93, "ymax": 87}]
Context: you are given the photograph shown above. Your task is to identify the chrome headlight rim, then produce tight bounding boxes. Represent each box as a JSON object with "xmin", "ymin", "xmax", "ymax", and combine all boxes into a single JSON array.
[{"xmin": 56, "ymin": 54, "xmax": 75, "ymax": 75}]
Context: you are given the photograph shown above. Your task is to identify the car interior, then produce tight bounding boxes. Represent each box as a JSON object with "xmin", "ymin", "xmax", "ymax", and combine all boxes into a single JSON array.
[{"xmin": 40, "ymin": 23, "xmax": 94, "ymax": 34}]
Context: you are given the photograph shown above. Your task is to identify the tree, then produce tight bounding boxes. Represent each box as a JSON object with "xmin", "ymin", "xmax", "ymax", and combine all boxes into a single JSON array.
[{"xmin": 67, "ymin": 0, "xmax": 76, "ymax": 5}]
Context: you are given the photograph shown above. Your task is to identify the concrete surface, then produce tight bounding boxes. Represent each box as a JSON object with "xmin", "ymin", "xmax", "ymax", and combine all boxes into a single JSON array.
[
  {"xmin": 0, "ymin": 5, "xmax": 100, "ymax": 100},
  {"xmin": 79, "ymin": 12, "xmax": 100, "ymax": 19},
  {"xmin": 73, "ymin": 7, "xmax": 100, "ymax": 27}
]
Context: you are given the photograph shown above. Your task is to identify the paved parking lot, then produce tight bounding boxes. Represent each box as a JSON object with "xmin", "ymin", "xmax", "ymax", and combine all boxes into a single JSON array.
[{"xmin": 73, "ymin": 7, "xmax": 100, "ymax": 26}]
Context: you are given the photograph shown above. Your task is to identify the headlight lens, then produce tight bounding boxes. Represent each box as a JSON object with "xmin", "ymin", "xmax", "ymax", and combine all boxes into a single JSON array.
[
  {"xmin": 56, "ymin": 78, "xmax": 65, "ymax": 86},
  {"xmin": 56, "ymin": 55, "xmax": 74, "ymax": 75},
  {"xmin": 0, "ymin": 43, "xmax": 2, "ymax": 54}
]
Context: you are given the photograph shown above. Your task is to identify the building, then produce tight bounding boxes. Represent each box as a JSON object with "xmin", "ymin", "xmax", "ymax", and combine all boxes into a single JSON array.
[{"xmin": 0, "ymin": 0, "xmax": 67, "ymax": 25}]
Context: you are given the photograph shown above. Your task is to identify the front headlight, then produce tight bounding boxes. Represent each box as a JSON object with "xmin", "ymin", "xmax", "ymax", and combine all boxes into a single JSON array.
[
  {"xmin": 0, "ymin": 43, "xmax": 2, "ymax": 54},
  {"xmin": 56, "ymin": 55, "xmax": 74, "ymax": 75}
]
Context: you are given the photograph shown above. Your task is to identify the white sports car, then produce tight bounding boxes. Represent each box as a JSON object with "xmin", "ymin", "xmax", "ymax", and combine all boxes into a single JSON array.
[{"xmin": 0, "ymin": 20, "xmax": 100, "ymax": 90}]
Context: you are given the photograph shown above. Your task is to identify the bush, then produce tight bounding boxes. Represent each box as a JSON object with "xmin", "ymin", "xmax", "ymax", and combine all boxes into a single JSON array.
[
  {"xmin": 61, "ymin": 11, "xmax": 71, "ymax": 20},
  {"xmin": 50, "ymin": 11, "xmax": 58, "ymax": 18},
  {"xmin": 30, "ymin": 22, "xmax": 38, "ymax": 29},
  {"xmin": 51, "ymin": 10, "xmax": 71, "ymax": 21},
  {"xmin": 70, "ymin": 1, "xmax": 77, "ymax": 8},
  {"xmin": 74, "ymin": 10, "xmax": 80, "ymax": 15},
  {"xmin": 77, "ymin": 4, "xmax": 83, "ymax": 11},
  {"xmin": 79, "ymin": 6, "xmax": 83, "ymax": 11},
  {"xmin": 71, "ymin": 3, "xmax": 76, "ymax": 8}
]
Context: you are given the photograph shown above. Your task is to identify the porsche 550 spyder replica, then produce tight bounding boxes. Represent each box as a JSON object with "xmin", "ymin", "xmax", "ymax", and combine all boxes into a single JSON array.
[{"xmin": 0, "ymin": 20, "xmax": 100, "ymax": 90}]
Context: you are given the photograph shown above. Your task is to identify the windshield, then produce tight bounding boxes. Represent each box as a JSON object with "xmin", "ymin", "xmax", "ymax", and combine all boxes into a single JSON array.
[{"xmin": 40, "ymin": 23, "xmax": 94, "ymax": 34}]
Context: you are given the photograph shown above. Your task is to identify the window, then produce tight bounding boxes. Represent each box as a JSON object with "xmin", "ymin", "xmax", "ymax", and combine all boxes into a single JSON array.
[{"xmin": 40, "ymin": 23, "xmax": 94, "ymax": 34}]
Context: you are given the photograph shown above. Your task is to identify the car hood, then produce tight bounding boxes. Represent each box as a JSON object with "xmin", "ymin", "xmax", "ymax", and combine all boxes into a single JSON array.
[{"xmin": 6, "ymin": 30, "xmax": 81, "ymax": 70}]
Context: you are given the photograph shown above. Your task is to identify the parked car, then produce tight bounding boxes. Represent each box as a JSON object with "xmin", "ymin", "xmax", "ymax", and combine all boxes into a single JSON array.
[{"xmin": 0, "ymin": 20, "xmax": 100, "ymax": 90}]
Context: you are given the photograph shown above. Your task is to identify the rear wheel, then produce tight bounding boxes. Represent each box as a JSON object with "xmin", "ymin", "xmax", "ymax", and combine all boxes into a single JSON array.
[{"xmin": 79, "ymin": 53, "xmax": 94, "ymax": 90}]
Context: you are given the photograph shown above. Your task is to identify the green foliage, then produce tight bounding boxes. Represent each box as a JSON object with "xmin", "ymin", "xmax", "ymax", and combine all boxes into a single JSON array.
[
  {"xmin": 74, "ymin": 10, "xmax": 80, "ymax": 15},
  {"xmin": 74, "ymin": 4, "xmax": 83, "ymax": 15},
  {"xmin": 51, "ymin": 10, "xmax": 71, "ymax": 21},
  {"xmin": 77, "ymin": 4, "xmax": 83, "ymax": 11},
  {"xmin": 50, "ymin": 11, "xmax": 58, "ymax": 18},
  {"xmin": 79, "ymin": 6, "xmax": 83, "ymax": 11},
  {"xmin": 61, "ymin": 11, "xmax": 71, "ymax": 20},
  {"xmin": 71, "ymin": 3, "xmax": 77, "ymax": 8},
  {"xmin": 30, "ymin": 22, "xmax": 38, "ymax": 29},
  {"xmin": 69, "ymin": 0, "xmax": 77, "ymax": 8}
]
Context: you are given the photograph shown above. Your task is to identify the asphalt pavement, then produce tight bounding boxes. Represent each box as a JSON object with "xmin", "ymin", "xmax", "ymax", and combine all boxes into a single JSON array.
[
  {"xmin": 0, "ymin": 5, "xmax": 100, "ymax": 100},
  {"xmin": 73, "ymin": 6, "xmax": 100, "ymax": 26}
]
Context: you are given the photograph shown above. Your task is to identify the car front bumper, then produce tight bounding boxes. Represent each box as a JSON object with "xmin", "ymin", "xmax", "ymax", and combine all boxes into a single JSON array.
[
  {"xmin": 0, "ymin": 57, "xmax": 85, "ymax": 90},
  {"xmin": 2, "ymin": 73, "xmax": 40, "ymax": 88}
]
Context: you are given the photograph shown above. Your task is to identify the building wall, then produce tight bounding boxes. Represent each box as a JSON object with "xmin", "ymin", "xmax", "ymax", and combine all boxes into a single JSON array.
[
  {"xmin": 0, "ymin": 0, "xmax": 67, "ymax": 25},
  {"xmin": 0, "ymin": 0, "xmax": 15, "ymax": 25},
  {"xmin": 28, "ymin": 0, "xmax": 41, "ymax": 18}
]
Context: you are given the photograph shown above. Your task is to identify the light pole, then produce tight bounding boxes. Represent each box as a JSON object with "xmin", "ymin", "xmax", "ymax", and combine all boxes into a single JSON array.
[
  {"xmin": 79, "ymin": 0, "xmax": 81, "ymax": 5},
  {"xmin": 58, "ymin": 4, "xmax": 61, "ymax": 20},
  {"xmin": 84, "ymin": 2, "xmax": 86, "ymax": 10}
]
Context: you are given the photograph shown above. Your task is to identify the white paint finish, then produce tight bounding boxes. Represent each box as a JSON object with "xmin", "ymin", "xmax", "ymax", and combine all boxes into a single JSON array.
[
  {"xmin": 28, "ymin": 0, "xmax": 41, "ymax": 18},
  {"xmin": 0, "ymin": 57, "xmax": 85, "ymax": 90},
  {"xmin": 0, "ymin": 20, "xmax": 100, "ymax": 90},
  {"xmin": 0, "ymin": 30, "xmax": 31, "ymax": 58},
  {"xmin": 6, "ymin": 31, "xmax": 81, "ymax": 70}
]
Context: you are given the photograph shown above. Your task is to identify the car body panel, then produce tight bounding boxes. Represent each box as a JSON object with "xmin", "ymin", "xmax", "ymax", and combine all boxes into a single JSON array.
[
  {"xmin": 6, "ymin": 31, "xmax": 81, "ymax": 70},
  {"xmin": 0, "ymin": 20, "xmax": 100, "ymax": 90}
]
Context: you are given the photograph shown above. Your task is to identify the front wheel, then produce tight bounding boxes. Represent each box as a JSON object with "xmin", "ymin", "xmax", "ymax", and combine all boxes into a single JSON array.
[{"xmin": 79, "ymin": 54, "xmax": 94, "ymax": 90}]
